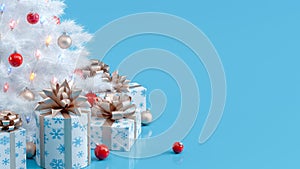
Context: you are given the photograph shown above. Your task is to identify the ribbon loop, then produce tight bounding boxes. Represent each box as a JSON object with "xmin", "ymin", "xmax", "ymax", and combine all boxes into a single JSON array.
[
  {"xmin": 93, "ymin": 94, "xmax": 136, "ymax": 120},
  {"xmin": 81, "ymin": 59, "xmax": 110, "ymax": 78},
  {"xmin": 35, "ymin": 80, "xmax": 91, "ymax": 117},
  {"xmin": 0, "ymin": 111, "xmax": 22, "ymax": 132}
]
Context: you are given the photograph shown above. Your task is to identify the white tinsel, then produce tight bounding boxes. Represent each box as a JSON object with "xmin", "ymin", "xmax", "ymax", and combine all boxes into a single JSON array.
[{"xmin": 0, "ymin": 0, "xmax": 99, "ymax": 139}]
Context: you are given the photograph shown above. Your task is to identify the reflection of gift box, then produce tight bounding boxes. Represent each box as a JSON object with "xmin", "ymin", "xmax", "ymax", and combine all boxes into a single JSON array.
[
  {"xmin": 0, "ymin": 128, "xmax": 26, "ymax": 169},
  {"xmin": 35, "ymin": 112, "xmax": 91, "ymax": 169},
  {"xmin": 90, "ymin": 117, "xmax": 135, "ymax": 151},
  {"xmin": 97, "ymin": 82, "xmax": 146, "ymax": 139}
]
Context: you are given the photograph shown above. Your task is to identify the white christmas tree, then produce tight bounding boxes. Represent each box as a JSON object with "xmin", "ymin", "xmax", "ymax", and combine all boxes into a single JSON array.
[{"xmin": 0, "ymin": 0, "xmax": 92, "ymax": 139}]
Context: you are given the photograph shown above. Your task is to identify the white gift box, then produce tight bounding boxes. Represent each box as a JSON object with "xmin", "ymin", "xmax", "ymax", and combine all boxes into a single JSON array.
[
  {"xmin": 90, "ymin": 117, "xmax": 135, "ymax": 151},
  {"xmin": 96, "ymin": 82, "xmax": 146, "ymax": 139},
  {"xmin": 0, "ymin": 128, "xmax": 26, "ymax": 169},
  {"xmin": 35, "ymin": 112, "xmax": 91, "ymax": 169}
]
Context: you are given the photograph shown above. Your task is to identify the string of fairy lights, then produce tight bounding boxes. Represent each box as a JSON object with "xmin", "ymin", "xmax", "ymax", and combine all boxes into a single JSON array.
[{"xmin": 0, "ymin": 0, "xmax": 72, "ymax": 94}]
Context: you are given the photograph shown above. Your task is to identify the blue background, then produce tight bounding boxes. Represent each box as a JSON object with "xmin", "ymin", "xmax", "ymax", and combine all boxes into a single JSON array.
[{"xmin": 28, "ymin": 0, "xmax": 300, "ymax": 168}]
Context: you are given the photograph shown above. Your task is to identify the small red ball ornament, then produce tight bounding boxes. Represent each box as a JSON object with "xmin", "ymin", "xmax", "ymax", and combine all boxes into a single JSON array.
[
  {"xmin": 86, "ymin": 92, "xmax": 98, "ymax": 106},
  {"xmin": 8, "ymin": 52, "xmax": 23, "ymax": 67},
  {"xmin": 27, "ymin": 12, "xmax": 39, "ymax": 24},
  {"xmin": 94, "ymin": 144, "xmax": 109, "ymax": 160},
  {"xmin": 172, "ymin": 142, "xmax": 184, "ymax": 154}
]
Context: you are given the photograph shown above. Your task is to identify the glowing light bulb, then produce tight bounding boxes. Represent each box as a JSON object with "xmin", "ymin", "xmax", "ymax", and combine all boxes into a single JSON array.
[
  {"xmin": 7, "ymin": 66, "xmax": 12, "ymax": 75},
  {"xmin": 40, "ymin": 16, "xmax": 46, "ymax": 25},
  {"xmin": 3, "ymin": 82, "xmax": 9, "ymax": 92},
  {"xmin": 45, "ymin": 35, "xmax": 52, "ymax": 47},
  {"xmin": 30, "ymin": 72, "xmax": 36, "ymax": 81},
  {"xmin": 0, "ymin": 3, "xmax": 5, "ymax": 14},
  {"xmin": 35, "ymin": 50, "xmax": 41, "ymax": 60},
  {"xmin": 9, "ymin": 19, "xmax": 17, "ymax": 30}
]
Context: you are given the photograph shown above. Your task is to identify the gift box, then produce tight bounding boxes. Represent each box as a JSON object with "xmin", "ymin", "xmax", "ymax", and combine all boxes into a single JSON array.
[
  {"xmin": 97, "ymin": 82, "xmax": 146, "ymax": 139},
  {"xmin": 90, "ymin": 94, "xmax": 138, "ymax": 151},
  {"xmin": 0, "ymin": 111, "xmax": 26, "ymax": 169},
  {"xmin": 35, "ymin": 80, "xmax": 91, "ymax": 169},
  {"xmin": 90, "ymin": 117, "xmax": 135, "ymax": 151}
]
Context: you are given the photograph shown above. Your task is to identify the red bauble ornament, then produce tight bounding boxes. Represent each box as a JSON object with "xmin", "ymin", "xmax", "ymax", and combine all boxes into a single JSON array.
[
  {"xmin": 172, "ymin": 142, "xmax": 184, "ymax": 154},
  {"xmin": 94, "ymin": 144, "xmax": 109, "ymax": 160},
  {"xmin": 86, "ymin": 92, "xmax": 98, "ymax": 106},
  {"xmin": 8, "ymin": 52, "xmax": 23, "ymax": 67},
  {"xmin": 27, "ymin": 12, "xmax": 39, "ymax": 24}
]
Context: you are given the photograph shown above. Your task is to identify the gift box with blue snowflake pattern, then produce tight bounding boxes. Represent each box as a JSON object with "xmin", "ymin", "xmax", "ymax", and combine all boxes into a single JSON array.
[
  {"xmin": 35, "ymin": 112, "xmax": 91, "ymax": 169},
  {"xmin": 0, "ymin": 128, "xmax": 26, "ymax": 169},
  {"xmin": 97, "ymin": 82, "xmax": 146, "ymax": 139},
  {"xmin": 90, "ymin": 117, "xmax": 135, "ymax": 151}
]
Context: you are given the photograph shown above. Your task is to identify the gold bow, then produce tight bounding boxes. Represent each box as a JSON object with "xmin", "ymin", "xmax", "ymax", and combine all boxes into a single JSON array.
[
  {"xmin": 102, "ymin": 71, "xmax": 130, "ymax": 93},
  {"xmin": 81, "ymin": 59, "xmax": 110, "ymax": 78},
  {"xmin": 35, "ymin": 80, "xmax": 91, "ymax": 117},
  {"xmin": 0, "ymin": 111, "xmax": 22, "ymax": 131},
  {"xmin": 92, "ymin": 94, "xmax": 136, "ymax": 120}
]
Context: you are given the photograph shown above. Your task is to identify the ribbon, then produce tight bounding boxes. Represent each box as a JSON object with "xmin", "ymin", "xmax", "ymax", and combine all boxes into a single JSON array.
[
  {"xmin": 0, "ymin": 111, "xmax": 22, "ymax": 132},
  {"xmin": 0, "ymin": 111, "xmax": 23, "ymax": 168},
  {"xmin": 92, "ymin": 94, "xmax": 137, "ymax": 147},
  {"xmin": 35, "ymin": 80, "xmax": 91, "ymax": 117},
  {"xmin": 81, "ymin": 59, "xmax": 110, "ymax": 78},
  {"xmin": 92, "ymin": 94, "xmax": 136, "ymax": 120},
  {"xmin": 36, "ymin": 80, "xmax": 91, "ymax": 167},
  {"xmin": 102, "ymin": 71, "xmax": 131, "ymax": 93}
]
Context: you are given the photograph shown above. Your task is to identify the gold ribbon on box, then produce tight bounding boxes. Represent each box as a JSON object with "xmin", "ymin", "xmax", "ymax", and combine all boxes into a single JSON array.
[
  {"xmin": 35, "ymin": 80, "xmax": 91, "ymax": 168},
  {"xmin": 0, "ymin": 111, "xmax": 22, "ymax": 131},
  {"xmin": 0, "ymin": 111, "xmax": 24, "ymax": 169},
  {"xmin": 81, "ymin": 59, "xmax": 110, "ymax": 78},
  {"xmin": 92, "ymin": 94, "xmax": 137, "ymax": 148},
  {"xmin": 102, "ymin": 71, "xmax": 131, "ymax": 93}
]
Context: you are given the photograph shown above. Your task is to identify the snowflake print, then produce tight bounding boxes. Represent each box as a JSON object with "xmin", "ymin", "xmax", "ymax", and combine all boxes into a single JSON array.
[
  {"xmin": 117, "ymin": 130, "xmax": 128, "ymax": 140},
  {"xmin": 72, "ymin": 163, "xmax": 82, "ymax": 169},
  {"xmin": 131, "ymin": 90, "xmax": 137, "ymax": 96},
  {"xmin": 45, "ymin": 151, "xmax": 49, "ymax": 157},
  {"xmin": 57, "ymin": 144, "xmax": 65, "ymax": 154},
  {"xmin": 50, "ymin": 128, "xmax": 64, "ymax": 140},
  {"xmin": 53, "ymin": 118, "xmax": 63, "ymax": 124},
  {"xmin": 73, "ymin": 137, "xmax": 83, "ymax": 147},
  {"xmin": 20, "ymin": 130, "xmax": 26, "ymax": 136},
  {"xmin": 113, "ymin": 143, "xmax": 118, "ymax": 149},
  {"xmin": 50, "ymin": 159, "xmax": 64, "ymax": 169},
  {"xmin": 72, "ymin": 121, "xmax": 80, "ymax": 128},
  {"xmin": 44, "ymin": 133, "xmax": 49, "ymax": 144},
  {"xmin": 79, "ymin": 124, "xmax": 86, "ymax": 131},
  {"xmin": 16, "ymin": 141, "xmax": 23, "ymax": 148},
  {"xmin": 0, "ymin": 136, "xmax": 9, "ymax": 145},
  {"xmin": 21, "ymin": 159, "xmax": 26, "ymax": 164},
  {"xmin": 16, "ymin": 153, "xmax": 19, "ymax": 157},
  {"xmin": 4, "ymin": 148, "xmax": 10, "ymax": 154},
  {"xmin": 77, "ymin": 151, "xmax": 84, "ymax": 158},
  {"xmin": 141, "ymin": 89, "xmax": 146, "ymax": 97},
  {"xmin": 139, "ymin": 102, "xmax": 144, "ymax": 109},
  {"xmin": 2, "ymin": 158, "xmax": 9, "ymax": 165},
  {"xmin": 44, "ymin": 119, "xmax": 51, "ymax": 128},
  {"xmin": 36, "ymin": 149, "xmax": 40, "ymax": 157}
]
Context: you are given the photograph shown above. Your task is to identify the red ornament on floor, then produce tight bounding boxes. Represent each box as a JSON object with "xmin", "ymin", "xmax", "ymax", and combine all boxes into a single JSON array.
[
  {"xmin": 8, "ymin": 52, "xmax": 23, "ymax": 67},
  {"xmin": 85, "ymin": 92, "xmax": 98, "ymax": 106},
  {"xmin": 172, "ymin": 142, "xmax": 184, "ymax": 154},
  {"xmin": 27, "ymin": 12, "xmax": 39, "ymax": 24},
  {"xmin": 95, "ymin": 144, "xmax": 110, "ymax": 160}
]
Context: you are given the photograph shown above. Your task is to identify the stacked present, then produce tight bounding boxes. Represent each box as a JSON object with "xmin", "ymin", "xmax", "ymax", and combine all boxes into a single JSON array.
[
  {"xmin": 0, "ymin": 111, "xmax": 26, "ymax": 169},
  {"xmin": 35, "ymin": 80, "xmax": 91, "ymax": 168},
  {"xmin": 76, "ymin": 59, "xmax": 148, "ymax": 151}
]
